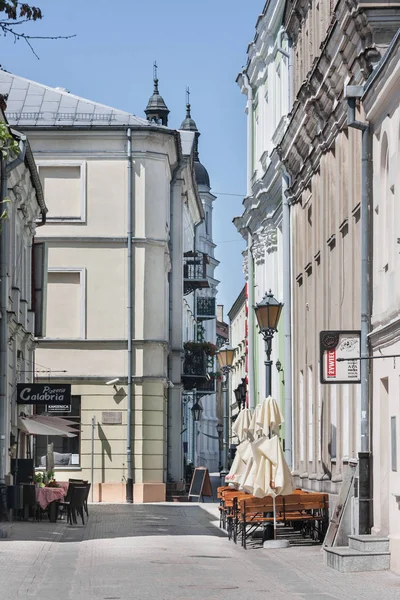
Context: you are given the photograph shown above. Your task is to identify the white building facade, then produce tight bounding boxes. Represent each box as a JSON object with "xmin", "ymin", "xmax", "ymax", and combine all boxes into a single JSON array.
[
  {"xmin": 234, "ymin": 0, "xmax": 291, "ymax": 459},
  {"xmin": 363, "ymin": 32, "xmax": 400, "ymax": 572},
  {"xmin": 0, "ymin": 71, "xmax": 204, "ymax": 503}
]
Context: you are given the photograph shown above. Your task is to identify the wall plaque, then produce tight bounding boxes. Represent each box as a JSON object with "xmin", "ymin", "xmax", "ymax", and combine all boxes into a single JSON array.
[{"xmin": 102, "ymin": 411, "xmax": 122, "ymax": 425}]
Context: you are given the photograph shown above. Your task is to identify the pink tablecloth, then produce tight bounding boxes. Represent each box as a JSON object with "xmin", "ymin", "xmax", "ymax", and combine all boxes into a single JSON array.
[{"xmin": 35, "ymin": 486, "xmax": 66, "ymax": 510}]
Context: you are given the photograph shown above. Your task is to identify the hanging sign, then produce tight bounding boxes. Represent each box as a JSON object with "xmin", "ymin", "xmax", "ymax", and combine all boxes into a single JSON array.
[
  {"xmin": 320, "ymin": 331, "xmax": 361, "ymax": 384},
  {"xmin": 17, "ymin": 383, "xmax": 71, "ymax": 405}
]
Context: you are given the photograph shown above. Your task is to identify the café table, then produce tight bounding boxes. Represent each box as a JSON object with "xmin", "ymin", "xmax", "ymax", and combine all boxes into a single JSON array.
[{"xmin": 35, "ymin": 486, "xmax": 66, "ymax": 522}]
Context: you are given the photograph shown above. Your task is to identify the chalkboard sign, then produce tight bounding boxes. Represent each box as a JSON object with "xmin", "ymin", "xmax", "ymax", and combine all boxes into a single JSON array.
[{"xmin": 188, "ymin": 467, "xmax": 212, "ymax": 501}]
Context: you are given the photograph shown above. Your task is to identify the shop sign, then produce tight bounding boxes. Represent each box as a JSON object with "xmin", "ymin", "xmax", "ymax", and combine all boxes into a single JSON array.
[
  {"xmin": 320, "ymin": 330, "xmax": 361, "ymax": 384},
  {"xmin": 46, "ymin": 404, "xmax": 71, "ymax": 413},
  {"xmin": 17, "ymin": 383, "xmax": 71, "ymax": 405}
]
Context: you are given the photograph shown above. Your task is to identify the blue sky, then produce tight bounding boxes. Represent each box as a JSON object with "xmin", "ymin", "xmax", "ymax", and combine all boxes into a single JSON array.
[{"xmin": 2, "ymin": 0, "xmax": 263, "ymax": 315}]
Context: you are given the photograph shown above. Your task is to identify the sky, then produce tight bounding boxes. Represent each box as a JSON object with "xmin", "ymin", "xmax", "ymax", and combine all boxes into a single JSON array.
[{"xmin": 1, "ymin": 0, "xmax": 263, "ymax": 315}]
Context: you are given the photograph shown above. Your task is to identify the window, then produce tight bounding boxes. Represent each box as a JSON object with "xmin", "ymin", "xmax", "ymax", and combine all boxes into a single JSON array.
[
  {"xmin": 34, "ymin": 396, "xmax": 81, "ymax": 468},
  {"xmin": 46, "ymin": 269, "xmax": 86, "ymax": 339},
  {"xmin": 37, "ymin": 161, "xmax": 86, "ymax": 222},
  {"xmin": 299, "ymin": 370, "xmax": 304, "ymax": 462}
]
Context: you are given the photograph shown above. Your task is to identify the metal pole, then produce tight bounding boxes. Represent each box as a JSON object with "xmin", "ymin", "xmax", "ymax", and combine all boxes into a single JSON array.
[
  {"xmin": 191, "ymin": 390, "xmax": 196, "ymax": 464},
  {"xmin": 264, "ymin": 337, "xmax": 273, "ymax": 398},
  {"xmin": 359, "ymin": 124, "xmax": 372, "ymax": 534},
  {"xmin": 91, "ymin": 416, "xmax": 95, "ymax": 503},
  {"xmin": 126, "ymin": 128, "xmax": 133, "ymax": 503},
  {"xmin": 282, "ymin": 171, "xmax": 293, "ymax": 468},
  {"xmin": 221, "ymin": 370, "xmax": 230, "ymax": 474}
]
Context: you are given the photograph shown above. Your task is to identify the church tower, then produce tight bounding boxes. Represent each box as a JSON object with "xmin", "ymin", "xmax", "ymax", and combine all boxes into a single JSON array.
[{"xmin": 144, "ymin": 62, "xmax": 170, "ymax": 126}]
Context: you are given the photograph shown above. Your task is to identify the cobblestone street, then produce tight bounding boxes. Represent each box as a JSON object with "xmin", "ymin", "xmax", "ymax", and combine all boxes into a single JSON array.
[{"xmin": 0, "ymin": 504, "xmax": 399, "ymax": 600}]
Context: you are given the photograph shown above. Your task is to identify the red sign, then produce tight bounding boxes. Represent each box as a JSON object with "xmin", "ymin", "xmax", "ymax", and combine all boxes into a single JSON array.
[{"xmin": 327, "ymin": 349, "xmax": 336, "ymax": 378}]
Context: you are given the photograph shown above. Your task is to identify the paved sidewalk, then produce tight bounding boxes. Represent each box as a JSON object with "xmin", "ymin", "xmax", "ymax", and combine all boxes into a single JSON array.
[{"xmin": 0, "ymin": 503, "xmax": 399, "ymax": 600}]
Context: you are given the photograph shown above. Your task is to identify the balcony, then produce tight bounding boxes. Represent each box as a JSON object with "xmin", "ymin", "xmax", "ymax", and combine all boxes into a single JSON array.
[
  {"xmin": 183, "ymin": 251, "xmax": 210, "ymax": 295},
  {"xmin": 197, "ymin": 297, "xmax": 216, "ymax": 319},
  {"xmin": 181, "ymin": 341, "xmax": 217, "ymax": 391}
]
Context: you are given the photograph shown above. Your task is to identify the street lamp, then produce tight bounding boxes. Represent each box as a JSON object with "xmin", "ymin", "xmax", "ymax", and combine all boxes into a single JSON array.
[
  {"xmin": 191, "ymin": 400, "xmax": 203, "ymax": 422},
  {"xmin": 217, "ymin": 342, "xmax": 235, "ymax": 476},
  {"xmin": 254, "ymin": 290, "xmax": 283, "ymax": 397}
]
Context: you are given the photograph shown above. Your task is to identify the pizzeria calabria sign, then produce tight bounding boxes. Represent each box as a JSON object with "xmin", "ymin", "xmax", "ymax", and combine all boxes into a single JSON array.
[{"xmin": 17, "ymin": 383, "xmax": 71, "ymax": 405}]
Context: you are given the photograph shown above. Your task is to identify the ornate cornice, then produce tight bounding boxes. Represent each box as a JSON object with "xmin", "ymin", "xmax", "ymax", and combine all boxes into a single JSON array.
[{"xmin": 280, "ymin": 0, "xmax": 400, "ymax": 203}]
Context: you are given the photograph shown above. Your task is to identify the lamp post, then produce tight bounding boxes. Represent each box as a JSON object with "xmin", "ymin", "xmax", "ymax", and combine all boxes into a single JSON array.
[
  {"xmin": 216, "ymin": 343, "xmax": 235, "ymax": 476},
  {"xmin": 191, "ymin": 396, "xmax": 203, "ymax": 465},
  {"xmin": 216, "ymin": 422, "xmax": 223, "ymax": 472},
  {"xmin": 254, "ymin": 290, "xmax": 283, "ymax": 398}
]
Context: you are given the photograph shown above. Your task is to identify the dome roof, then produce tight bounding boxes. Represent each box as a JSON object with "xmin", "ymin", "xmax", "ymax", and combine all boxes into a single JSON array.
[
  {"xmin": 194, "ymin": 161, "xmax": 210, "ymax": 188},
  {"xmin": 144, "ymin": 76, "xmax": 169, "ymax": 125}
]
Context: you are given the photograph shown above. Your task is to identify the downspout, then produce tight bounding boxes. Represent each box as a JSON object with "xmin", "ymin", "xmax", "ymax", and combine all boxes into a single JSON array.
[
  {"xmin": 167, "ymin": 161, "xmax": 182, "ymax": 481},
  {"xmin": 0, "ymin": 157, "xmax": 7, "ymax": 482},
  {"xmin": 242, "ymin": 71, "xmax": 256, "ymax": 410},
  {"xmin": 345, "ymin": 86, "xmax": 372, "ymax": 535},
  {"xmin": 282, "ymin": 171, "xmax": 293, "ymax": 469},
  {"xmin": 126, "ymin": 127, "xmax": 134, "ymax": 503}
]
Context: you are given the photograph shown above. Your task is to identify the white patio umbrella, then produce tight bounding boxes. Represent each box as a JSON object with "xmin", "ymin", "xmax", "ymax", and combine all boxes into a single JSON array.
[
  {"xmin": 225, "ymin": 438, "xmax": 252, "ymax": 486},
  {"xmin": 18, "ymin": 415, "xmax": 78, "ymax": 437},
  {"xmin": 232, "ymin": 408, "xmax": 252, "ymax": 443}
]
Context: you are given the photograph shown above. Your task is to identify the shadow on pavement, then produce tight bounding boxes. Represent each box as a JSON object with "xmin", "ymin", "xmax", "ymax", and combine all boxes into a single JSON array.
[{"xmin": 5, "ymin": 503, "xmax": 226, "ymax": 543}]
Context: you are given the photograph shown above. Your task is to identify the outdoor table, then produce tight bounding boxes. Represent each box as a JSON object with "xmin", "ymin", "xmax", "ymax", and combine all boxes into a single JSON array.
[{"xmin": 35, "ymin": 486, "xmax": 66, "ymax": 522}]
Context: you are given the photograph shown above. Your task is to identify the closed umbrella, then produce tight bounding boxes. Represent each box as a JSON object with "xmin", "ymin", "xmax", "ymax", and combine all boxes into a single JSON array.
[
  {"xmin": 257, "ymin": 396, "xmax": 283, "ymax": 436},
  {"xmin": 225, "ymin": 439, "xmax": 252, "ymax": 486},
  {"xmin": 232, "ymin": 408, "xmax": 252, "ymax": 443}
]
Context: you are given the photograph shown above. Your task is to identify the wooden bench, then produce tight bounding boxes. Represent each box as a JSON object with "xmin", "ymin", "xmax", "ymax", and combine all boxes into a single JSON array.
[{"xmin": 239, "ymin": 492, "xmax": 329, "ymax": 548}]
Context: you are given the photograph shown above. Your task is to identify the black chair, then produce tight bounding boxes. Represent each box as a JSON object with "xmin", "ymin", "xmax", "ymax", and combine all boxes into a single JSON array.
[
  {"xmin": 67, "ymin": 486, "xmax": 87, "ymax": 525},
  {"xmin": 58, "ymin": 480, "xmax": 85, "ymax": 520},
  {"xmin": 83, "ymin": 483, "xmax": 91, "ymax": 517}
]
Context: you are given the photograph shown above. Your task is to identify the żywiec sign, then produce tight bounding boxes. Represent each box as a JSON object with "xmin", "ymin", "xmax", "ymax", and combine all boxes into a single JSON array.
[
  {"xmin": 17, "ymin": 383, "xmax": 71, "ymax": 405},
  {"xmin": 320, "ymin": 331, "xmax": 361, "ymax": 384}
]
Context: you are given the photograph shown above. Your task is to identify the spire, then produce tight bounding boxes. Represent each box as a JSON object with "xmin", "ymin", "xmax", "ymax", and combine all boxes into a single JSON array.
[
  {"xmin": 180, "ymin": 87, "xmax": 198, "ymax": 132},
  {"xmin": 145, "ymin": 61, "xmax": 170, "ymax": 126},
  {"xmin": 180, "ymin": 88, "xmax": 210, "ymax": 188}
]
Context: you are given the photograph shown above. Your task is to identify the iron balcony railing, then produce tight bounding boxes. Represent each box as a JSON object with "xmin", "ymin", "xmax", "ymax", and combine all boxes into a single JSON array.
[{"xmin": 183, "ymin": 251, "xmax": 210, "ymax": 295}]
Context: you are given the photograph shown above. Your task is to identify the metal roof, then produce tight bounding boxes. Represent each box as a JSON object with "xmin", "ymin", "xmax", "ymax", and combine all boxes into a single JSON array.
[{"xmin": 0, "ymin": 69, "xmax": 150, "ymax": 128}]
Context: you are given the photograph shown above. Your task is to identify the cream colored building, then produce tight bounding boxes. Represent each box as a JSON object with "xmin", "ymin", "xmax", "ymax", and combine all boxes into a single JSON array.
[
  {"xmin": 0, "ymin": 71, "xmax": 203, "ymax": 503},
  {"xmin": 363, "ymin": 31, "xmax": 400, "ymax": 572}
]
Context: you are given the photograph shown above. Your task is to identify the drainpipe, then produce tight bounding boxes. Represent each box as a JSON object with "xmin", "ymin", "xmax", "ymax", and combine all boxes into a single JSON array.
[
  {"xmin": 241, "ymin": 71, "xmax": 256, "ymax": 410},
  {"xmin": 126, "ymin": 127, "xmax": 134, "ymax": 503},
  {"xmin": 282, "ymin": 171, "xmax": 293, "ymax": 468},
  {"xmin": 0, "ymin": 158, "xmax": 7, "ymax": 482},
  {"xmin": 345, "ymin": 85, "xmax": 372, "ymax": 535}
]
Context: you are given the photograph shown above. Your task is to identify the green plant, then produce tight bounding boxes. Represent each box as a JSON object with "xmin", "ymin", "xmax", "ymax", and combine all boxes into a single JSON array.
[
  {"xmin": 34, "ymin": 472, "xmax": 43, "ymax": 484},
  {"xmin": 183, "ymin": 341, "xmax": 218, "ymax": 357}
]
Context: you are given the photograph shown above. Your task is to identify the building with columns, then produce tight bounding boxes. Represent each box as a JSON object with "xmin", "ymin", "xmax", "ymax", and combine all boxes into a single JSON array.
[{"xmin": 234, "ymin": 0, "xmax": 291, "ymax": 462}]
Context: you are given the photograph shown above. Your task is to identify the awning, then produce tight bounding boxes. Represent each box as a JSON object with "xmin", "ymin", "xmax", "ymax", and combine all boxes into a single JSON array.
[{"xmin": 18, "ymin": 415, "xmax": 78, "ymax": 437}]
